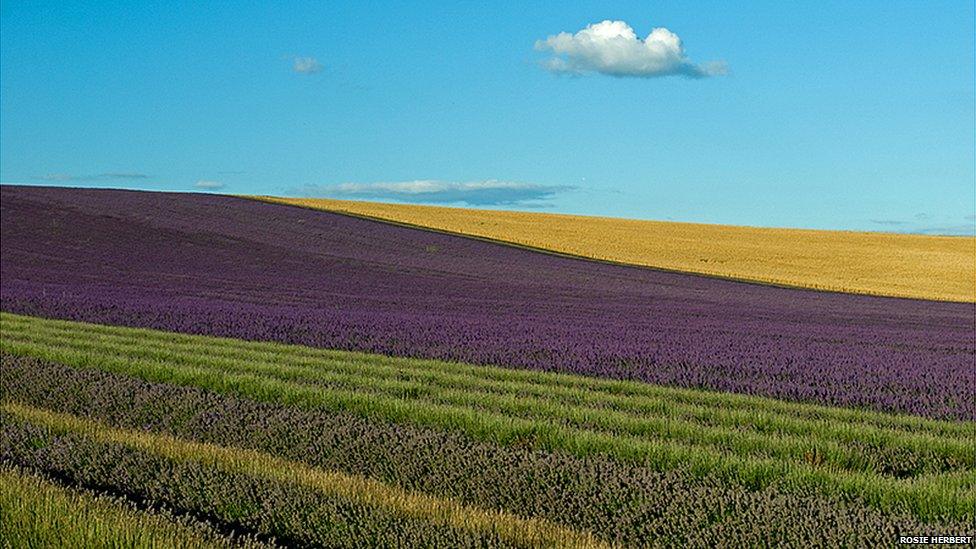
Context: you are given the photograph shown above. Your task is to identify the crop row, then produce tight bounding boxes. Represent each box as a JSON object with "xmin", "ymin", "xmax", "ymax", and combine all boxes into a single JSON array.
[
  {"xmin": 1, "ymin": 315, "xmax": 973, "ymax": 523},
  {"xmin": 0, "ymin": 465, "xmax": 270, "ymax": 548},
  {"xmin": 2, "ymin": 185, "xmax": 973, "ymax": 420},
  {"xmin": 2, "ymin": 315, "xmax": 971, "ymax": 478},
  {"xmin": 3, "ymin": 357, "xmax": 971, "ymax": 546},
  {"xmin": 2, "ymin": 403, "xmax": 601, "ymax": 548},
  {"xmin": 4, "ymin": 312, "xmax": 966, "ymax": 438}
]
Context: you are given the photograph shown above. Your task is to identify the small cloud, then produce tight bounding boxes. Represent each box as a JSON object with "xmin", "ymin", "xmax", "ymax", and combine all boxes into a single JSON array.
[
  {"xmin": 535, "ymin": 20, "xmax": 726, "ymax": 79},
  {"xmin": 868, "ymin": 216, "xmax": 976, "ymax": 236},
  {"xmin": 294, "ymin": 180, "xmax": 573, "ymax": 206},
  {"xmin": 194, "ymin": 180, "xmax": 225, "ymax": 190},
  {"xmin": 870, "ymin": 219, "xmax": 908, "ymax": 226},
  {"xmin": 98, "ymin": 172, "xmax": 149, "ymax": 179},
  {"xmin": 913, "ymin": 225, "xmax": 976, "ymax": 237},
  {"xmin": 34, "ymin": 172, "xmax": 150, "ymax": 182},
  {"xmin": 293, "ymin": 56, "xmax": 323, "ymax": 74}
]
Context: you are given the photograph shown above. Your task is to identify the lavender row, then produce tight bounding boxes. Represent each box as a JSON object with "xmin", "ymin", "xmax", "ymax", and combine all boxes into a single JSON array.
[
  {"xmin": 1, "ymin": 185, "xmax": 973, "ymax": 419},
  {"xmin": 2, "ymin": 354, "xmax": 969, "ymax": 545},
  {"xmin": 0, "ymin": 417, "xmax": 516, "ymax": 548}
]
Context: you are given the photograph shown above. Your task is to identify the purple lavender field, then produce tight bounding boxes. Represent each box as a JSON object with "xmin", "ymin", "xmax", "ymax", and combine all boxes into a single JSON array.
[{"xmin": 1, "ymin": 185, "xmax": 973, "ymax": 420}]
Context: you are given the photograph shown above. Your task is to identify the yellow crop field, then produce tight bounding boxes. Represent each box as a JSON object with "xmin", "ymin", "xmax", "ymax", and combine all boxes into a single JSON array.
[{"xmin": 257, "ymin": 197, "xmax": 976, "ymax": 302}]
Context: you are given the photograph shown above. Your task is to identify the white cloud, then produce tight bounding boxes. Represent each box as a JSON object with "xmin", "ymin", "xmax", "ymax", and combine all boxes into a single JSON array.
[
  {"xmin": 295, "ymin": 180, "xmax": 573, "ymax": 206},
  {"xmin": 535, "ymin": 20, "xmax": 726, "ymax": 78},
  {"xmin": 293, "ymin": 56, "xmax": 323, "ymax": 74},
  {"xmin": 194, "ymin": 180, "xmax": 225, "ymax": 190}
]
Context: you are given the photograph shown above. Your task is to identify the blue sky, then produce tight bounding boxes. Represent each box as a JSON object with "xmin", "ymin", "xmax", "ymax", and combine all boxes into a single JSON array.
[{"xmin": 1, "ymin": 1, "xmax": 974, "ymax": 234}]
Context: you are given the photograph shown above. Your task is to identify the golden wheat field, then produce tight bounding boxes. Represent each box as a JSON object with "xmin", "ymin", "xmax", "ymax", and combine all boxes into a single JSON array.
[{"xmin": 258, "ymin": 197, "xmax": 976, "ymax": 302}]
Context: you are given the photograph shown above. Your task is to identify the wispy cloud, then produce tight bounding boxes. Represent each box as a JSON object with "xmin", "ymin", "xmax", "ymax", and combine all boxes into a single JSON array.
[
  {"xmin": 194, "ymin": 180, "xmax": 225, "ymax": 190},
  {"xmin": 869, "ymin": 214, "xmax": 976, "ymax": 236},
  {"xmin": 913, "ymin": 225, "xmax": 976, "ymax": 236},
  {"xmin": 869, "ymin": 219, "xmax": 908, "ymax": 226},
  {"xmin": 34, "ymin": 172, "xmax": 150, "ymax": 182},
  {"xmin": 535, "ymin": 20, "xmax": 726, "ymax": 79},
  {"xmin": 293, "ymin": 56, "xmax": 323, "ymax": 74},
  {"xmin": 294, "ymin": 180, "xmax": 573, "ymax": 206}
]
